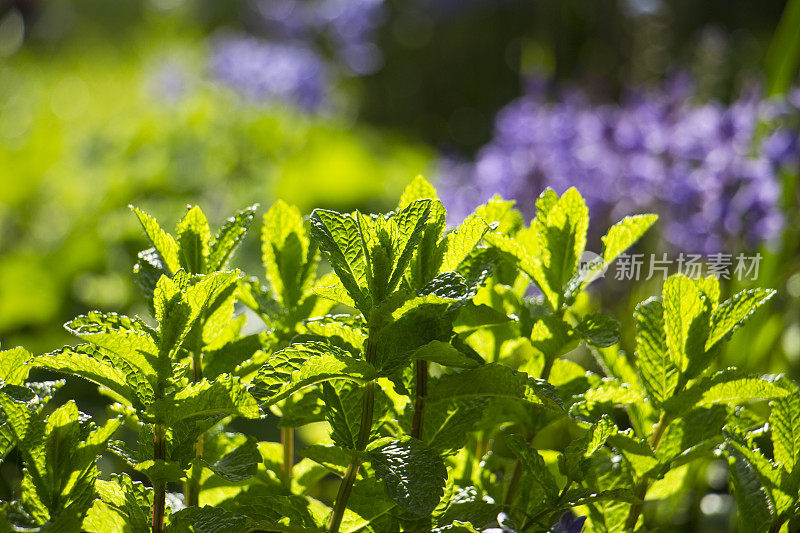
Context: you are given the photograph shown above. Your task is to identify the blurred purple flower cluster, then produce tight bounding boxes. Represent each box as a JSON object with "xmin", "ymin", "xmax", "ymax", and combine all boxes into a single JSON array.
[
  {"xmin": 438, "ymin": 79, "xmax": 799, "ymax": 253},
  {"xmin": 210, "ymin": 36, "xmax": 329, "ymax": 111},
  {"xmin": 208, "ymin": 0, "xmax": 384, "ymax": 110},
  {"xmin": 255, "ymin": 0, "xmax": 385, "ymax": 75}
]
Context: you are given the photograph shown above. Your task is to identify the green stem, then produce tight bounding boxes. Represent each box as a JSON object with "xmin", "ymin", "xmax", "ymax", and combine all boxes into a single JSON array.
[
  {"xmin": 328, "ymin": 459, "xmax": 360, "ymax": 533},
  {"xmin": 152, "ymin": 423, "xmax": 166, "ymax": 533},
  {"xmin": 623, "ymin": 412, "xmax": 670, "ymax": 531},
  {"xmin": 410, "ymin": 360, "xmax": 428, "ymax": 439},
  {"xmin": 328, "ymin": 335, "xmax": 378, "ymax": 533},
  {"xmin": 521, "ymin": 480, "xmax": 573, "ymax": 531},
  {"xmin": 185, "ymin": 351, "xmax": 203, "ymax": 507},
  {"xmin": 504, "ymin": 357, "xmax": 554, "ymax": 506},
  {"xmin": 282, "ymin": 427, "xmax": 294, "ymax": 481}
]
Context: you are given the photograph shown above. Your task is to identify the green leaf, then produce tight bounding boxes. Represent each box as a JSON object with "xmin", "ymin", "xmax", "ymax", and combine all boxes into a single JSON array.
[
  {"xmin": 89, "ymin": 474, "xmax": 152, "ymax": 533},
  {"xmin": 31, "ymin": 344, "xmax": 154, "ymax": 408},
  {"xmin": 574, "ymin": 313, "xmax": 620, "ymax": 348},
  {"xmin": 505, "ymin": 435, "xmax": 559, "ymax": 501},
  {"xmin": 433, "ymin": 521, "xmax": 480, "ymax": 533},
  {"xmin": 530, "ymin": 316, "xmax": 576, "ymax": 360},
  {"xmin": 368, "ymin": 436, "xmax": 447, "ymax": 515},
  {"xmin": 538, "ymin": 188, "xmax": 588, "ymax": 306},
  {"xmin": 263, "ymin": 200, "xmax": 316, "ymax": 309},
  {"xmin": 64, "ymin": 311, "xmax": 158, "ymax": 382},
  {"xmin": 665, "ymin": 369, "xmax": 793, "ymax": 415},
  {"xmin": 147, "ymin": 375, "xmax": 259, "ymax": 425},
  {"xmin": 411, "ymin": 340, "xmax": 481, "ymax": 368},
  {"xmin": 208, "ymin": 204, "xmax": 259, "ymax": 272},
  {"xmin": 155, "ymin": 271, "xmax": 240, "ymax": 370},
  {"xmin": 770, "ymin": 392, "xmax": 800, "ymax": 474},
  {"xmin": 310, "ymin": 209, "xmax": 371, "ymax": 314},
  {"xmin": 586, "ymin": 415, "xmax": 618, "ymax": 457},
  {"xmin": 601, "ymin": 214, "xmax": 658, "ymax": 266},
  {"xmin": 654, "ymin": 406, "xmax": 727, "ymax": 465},
  {"xmin": 385, "ymin": 199, "xmax": 433, "ymax": 294},
  {"xmin": 438, "ymin": 215, "xmax": 491, "ymax": 273},
  {"xmin": 323, "ymin": 381, "xmax": 364, "ymax": 450},
  {"xmin": 474, "ymin": 196, "xmax": 523, "ymax": 235},
  {"xmin": 251, "ymin": 342, "xmax": 376, "ymax": 405},
  {"xmin": 130, "ymin": 205, "xmax": 180, "ymax": 274},
  {"xmin": 399, "ymin": 175, "xmax": 438, "ymax": 208},
  {"xmin": 425, "ymin": 364, "xmax": 562, "ymax": 411},
  {"xmin": 177, "ymin": 205, "xmax": 212, "ymax": 274},
  {"xmin": 706, "ymin": 289, "xmax": 776, "ymax": 350},
  {"xmin": 634, "ymin": 298, "xmax": 678, "ymax": 407},
  {"xmin": 168, "ymin": 494, "xmax": 320, "ymax": 533},
  {"xmin": 663, "ymin": 273, "xmax": 710, "ymax": 375},
  {"xmin": 136, "ymin": 459, "xmax": 186, "ymax": 483},
  {"xmin": 0, "ymin": 346, "xmax": 32, "ymax": 385},
  {"xmin": 422, "ymin": 398, "xmax": 488, "ymax": 456},
  {"xmin": 298, "ymin": 444, "xmax": 354, "ymax": 477},
  {"xmin": 338, "ymin": 477, "xmax": 397, "ymax": 533},
  {"xmin": 724, "ymin": 442, "xmax": 775, "ymax": 533},
  {"xmin": 203, "ymin": 437, "xmax": 261, "ymax": 482}
]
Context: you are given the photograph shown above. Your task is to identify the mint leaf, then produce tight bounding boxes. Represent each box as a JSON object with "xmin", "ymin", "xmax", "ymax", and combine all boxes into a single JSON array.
[
  {"xmin": 411, "ymin": 340, "xmax": 481, "ymax": 369},
  {"xmin": 203, "ymin": 437, "xmax": 261, "ymax": 482},
  {"xmin": 706, "ymin": 289, "xmax": 776, "ymax": 350},
  {"xmin": 438, "ymin": 215, "xmax": 491, "ymax": 274},
  {"xmin": 505, "ymin": 435, "xmax": 559, "ymax": 501},
  {"xmin": 634, "ymin": 298, "xmax": 678, "ymax": 407},
  {"xmin": 0, "ymin": 346, "xmax": 32, "ymax": 385},
  {"xmin": 602, "ymin": 214, "xmax": 658, "ymax": 264},
  {"xmin": 323, "ymin": 381, "xmax": 364, "ymax": 450},
  {"xmin": 147, "ymin": 375, "xmax": 259, "ymax": 425},
  {"xmin": 426, "ymin": 364, "xmax": 562, "ymax": 411},
  {"xmin": 130, "ymin": 206, "xmax": 180, "ymax": 274},
  {"xmin": 536, "ymin": 187, "xmax": 588, "ymax": 308},
  {"xmin": 310, "ymin": 209, "xmax": 371, "ymax": 314},
  {"xmin": 386, "ymin": 199, "xmax": 433, "ymax": 295},
  {"xmin": 422, "ymin": 398, "xmax": 488, "ymax": 456},
  {"xmin": 263, "ymin": 200, "xmax": 316, "ymax": 309},
  {"xmin": 530, "ymin": 316, "xmax": 576, "ymax": 360},
  {"xmin": 368, "ymin": 436, "xmax": 447, "ymax": 515},
  {"xmin": 32, "ymin": 345, "xmax": 154, "ymax": 408},
  {"xmin": 208, "ymin": 204, "xmax": 259, "ymax": 272},
  {"xmin": 574, "ymin": 313, "xmax": 620, "ymax": 348},
  {"xmin": 251, "ymin": 342, "xmax": 376, "ymax": 405},
  {"xmin": 64, "ymin": 311, "xmax": 158, "ymax": 383},
  {"xmin": 399, "ymin": 175, "xmax": 438, "ymax": 208},
  {"xmin": 177, "ymin": 205, "xmax": 211, "ymax": 274},
  {"xmin": 723, "ymin": 442, "xmax": 775, "ymax": 533},
  {"xmin": 665, "ymin": 370, "xmax": 793, "ymax": 415},
  {"xmin": 770, "ymin": 391, "xmax": 800, "ymax": 474},
  {"xmin": 663, "ymin": 273, "xmax": 710, "ymax": 375}
]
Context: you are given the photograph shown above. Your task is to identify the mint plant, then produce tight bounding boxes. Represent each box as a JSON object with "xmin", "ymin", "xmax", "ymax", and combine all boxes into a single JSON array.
[{"xmin": 0, "ymin": 179, "xmax": 795, "ymax": 532}]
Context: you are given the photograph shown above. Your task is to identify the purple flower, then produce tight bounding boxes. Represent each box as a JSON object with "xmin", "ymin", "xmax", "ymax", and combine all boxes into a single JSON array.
[
  {"xmin": 551, "ymin": 511, "xmax": 586, "ymax": 533},
  {"xmin": 438, "ymin": 79, "xmax": 793, "ymax": 254},
  {"xmin": 209, "ymin": 34, "xmax": 329, "ymax": 111}
]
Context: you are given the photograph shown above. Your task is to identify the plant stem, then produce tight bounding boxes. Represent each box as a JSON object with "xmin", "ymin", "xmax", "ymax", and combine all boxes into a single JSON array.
[
  {"xmin": 503, "ymin": 456, "xmax": 524, "ymax": 507},
  {"xmin": 282, "ymin": 427, "xmax": 294, "ymax": 480},
  {"xmin": 410, "ymin": 359, "xmax": 428, "ymax": 439},
  {"xmin": 152, "ymin": 423, "xmax": 166, "ymax": 533},
  {"xmin": 623, "ymin": 412, "xmax": 670, "ymax": 531},
  {"xmin": 504, "ymin": 357, "xmax": 554, "ymax": 506},
  {"xmin": 185, "ymin": 351, "xmax": 203, "ymax": 507},
  {"xmin": 328, "ymin": 335, "xmax": 378, "ymax": 533},
  {"xmin": 328, "ymin": 459, "xmax": 360, "ymax": 533},
  {"xmin": 521, "ymin": 480, "xmax": 573, "ymax": 531}
]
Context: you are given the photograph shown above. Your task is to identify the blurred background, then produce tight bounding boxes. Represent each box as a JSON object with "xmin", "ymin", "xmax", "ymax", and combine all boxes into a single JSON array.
[{"xmin": 0, "ymin": 0, "xmax": 799, "ymax": 528}]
